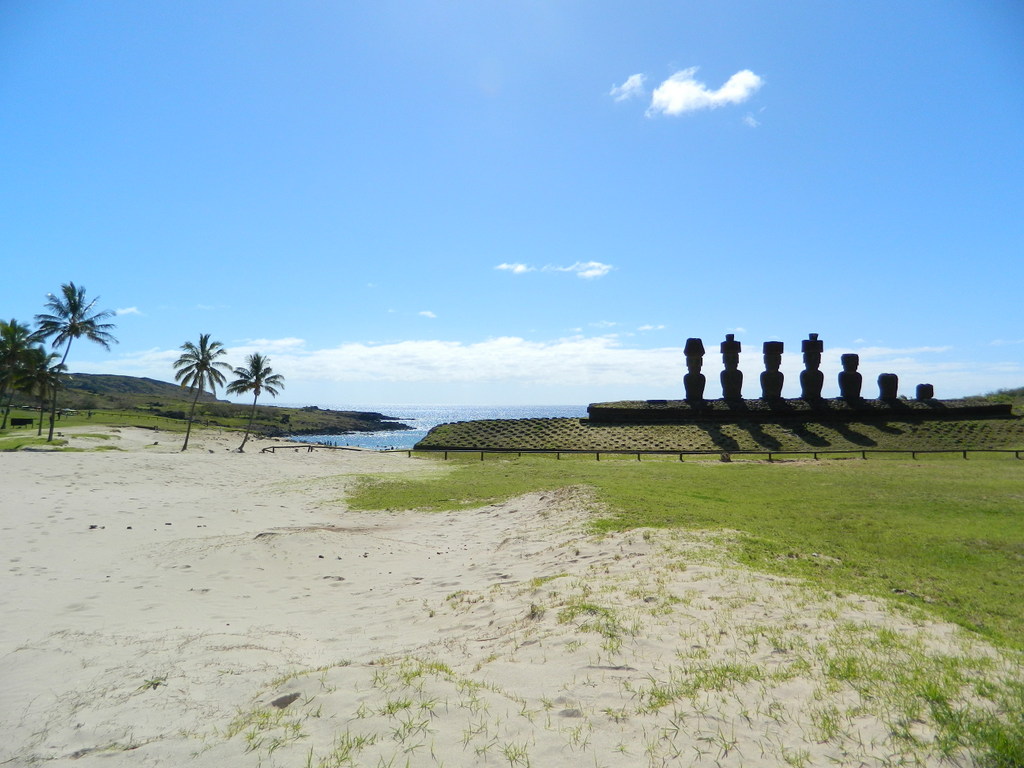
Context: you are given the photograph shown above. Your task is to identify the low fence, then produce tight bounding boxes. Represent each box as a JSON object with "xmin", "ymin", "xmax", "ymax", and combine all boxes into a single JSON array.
[
  {"xmin": 398, "ymin": 448, "xmax": 1024, "ymax": 461},
  {"xmin": 261, "ymin": 444, "xmax": 367, "ymax": 453}
]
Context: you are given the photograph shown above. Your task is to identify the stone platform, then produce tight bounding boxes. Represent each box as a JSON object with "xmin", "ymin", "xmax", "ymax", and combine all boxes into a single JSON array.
[{"xmin": 586, "ymin": 398, "xmax": 1012, "ymax": 425}]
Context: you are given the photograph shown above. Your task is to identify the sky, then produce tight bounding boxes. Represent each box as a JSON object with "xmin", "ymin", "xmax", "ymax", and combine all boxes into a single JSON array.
[{"xmin": 2, "ymin": 1, "xmax": 1022, "ymax": 406}]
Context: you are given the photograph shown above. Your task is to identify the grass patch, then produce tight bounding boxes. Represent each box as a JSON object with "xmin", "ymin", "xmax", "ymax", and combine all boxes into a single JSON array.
[
  {"xmin": 0, "ymin": 435, "xmax": 69, "ymax": 451},
  {"xmin": 346, "ymin": 455, "xmax": 1024, "ymax": 649}
]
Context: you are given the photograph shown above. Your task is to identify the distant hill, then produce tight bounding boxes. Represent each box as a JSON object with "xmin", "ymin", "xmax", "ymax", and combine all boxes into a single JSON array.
[
  {"xmin": 7, "ymin": 372, "xmax": 408, "ymax": 437},
  {"xmin": 983, "ymin": 386, "xmax": 1024, "ymax": 411},
  {"xmin": 63, "ymin": 373, "xmax": 222, "ymax": 404}
]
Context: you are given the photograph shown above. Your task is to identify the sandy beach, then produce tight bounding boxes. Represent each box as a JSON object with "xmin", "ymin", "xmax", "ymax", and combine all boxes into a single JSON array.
[{"xmin": 1, "ymin": 426, "xmax": 1012, "ymax": 767}]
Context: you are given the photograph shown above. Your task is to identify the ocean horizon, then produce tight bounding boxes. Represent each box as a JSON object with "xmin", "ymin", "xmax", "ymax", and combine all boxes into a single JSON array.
[{"xmin": 285, "ymin": 404, "xmax": 589, "ymax": 451}]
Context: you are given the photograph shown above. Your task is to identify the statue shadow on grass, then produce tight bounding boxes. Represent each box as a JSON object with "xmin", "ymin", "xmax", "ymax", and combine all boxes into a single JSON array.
[
  {"xmin": 832, "ymin": 422, "xmax": 878, "ymax": 447},
  {"xmin": 790, "ymin": 423, "xmax": 831, "ymax": 448},
  {"xmin": 697, "ymin": 423, "xmax": 741, "ymax": 452},
  {"xmin": 875, "ymin": 422, "xmax": 905, "ymax": 435},
  {"xmin": 737, "ymin": 421, "xmax": 783, "ymax": 451}
]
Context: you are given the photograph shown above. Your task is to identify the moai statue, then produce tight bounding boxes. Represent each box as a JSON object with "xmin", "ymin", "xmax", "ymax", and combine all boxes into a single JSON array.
[
  {"xmin": 720, "ymin": 334, "xmax": 743, "ymax": 400},
  {"xmin": 800, "ymin": 333, "xmax": 824, "ymax": 400},
  {"xmin": 877, "ymin": 373, "xmax": 899, "ymax": 400},
  {"xmin": 839, "ymin": 354, "xmax": 863, "ymax": 400},
  {"xmin": 683, "ymin": 338, "xmax": 706, "ymax": 403},
  {"xmin": 916, "ymin": 383, "xmax": 935, "ymax": 401},
  {"xmin": 760, "ymin": 341, "xmax": 785, "ymax": 400}
]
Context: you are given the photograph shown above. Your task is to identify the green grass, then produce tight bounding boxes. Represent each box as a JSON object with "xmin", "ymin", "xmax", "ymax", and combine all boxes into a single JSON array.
[
  {"xmin": 0, "ymin": 434, "xmax": 69, "ymax": 450},
  {"xmin": 2, "ymin": 407, "xmax": 193, "ymax": 433},
  {"xmin": 347, "ymin": 454, "xmax": 1024, "ymax": 649}
]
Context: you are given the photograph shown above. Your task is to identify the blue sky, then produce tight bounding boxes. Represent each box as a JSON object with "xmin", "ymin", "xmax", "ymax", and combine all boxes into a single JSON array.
[{"xmin": 2, "ymin": 1, "xmax": 1022, "ymax": 406}]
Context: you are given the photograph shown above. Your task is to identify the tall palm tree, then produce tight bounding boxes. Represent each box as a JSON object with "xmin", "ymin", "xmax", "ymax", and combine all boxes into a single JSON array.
[
  {"xmin": 35, "ymin": 282, "xmax": 117, "ymax": 440},
  {"xmin": 0, "ymin": 318, "xmax": 42, "ymax": 429},
  {"xmin": 226, "ymin": 353, "xmax": 285, "ymax": 452},
  {"xmin": 173, "ymin": 334, "xmax": 230, "ymax": 451}
]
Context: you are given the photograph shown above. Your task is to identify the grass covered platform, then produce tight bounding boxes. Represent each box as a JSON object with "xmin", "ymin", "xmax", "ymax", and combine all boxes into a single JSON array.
[{"xmin": 415, "ymin": 414, "xmax": 1024, "ymax": 453}]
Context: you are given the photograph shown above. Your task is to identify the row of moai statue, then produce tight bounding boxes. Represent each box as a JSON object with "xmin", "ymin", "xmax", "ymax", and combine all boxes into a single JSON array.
[{"xmin": 683, "ymin": 333, "xmax": 936, "ymax": 403}]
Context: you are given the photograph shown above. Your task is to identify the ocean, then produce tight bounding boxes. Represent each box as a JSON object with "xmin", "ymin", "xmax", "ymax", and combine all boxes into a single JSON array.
[{"xmin": 288, "ymin": 404, "xmax": 589, "ymax": 451}]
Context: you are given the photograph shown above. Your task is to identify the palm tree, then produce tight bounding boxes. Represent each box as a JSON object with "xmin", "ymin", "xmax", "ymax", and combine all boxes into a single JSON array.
[
  {"xmin": 226, "ymin": 353, "xmax": 285, "ymax": 452},
  {"xmin": 0, "ymin": 318, "xmax": 42, "ymax": 429},
  {"xmin": 35, "ymin": 282, "xmax": 117, "ymax": 440},
  {"xmin": 21, "ymin": 348, "xmax": 64, "ymax": 436},
  {"xmin": 173, "ymin": 334, "xmax": 230, "ymax": 451}
]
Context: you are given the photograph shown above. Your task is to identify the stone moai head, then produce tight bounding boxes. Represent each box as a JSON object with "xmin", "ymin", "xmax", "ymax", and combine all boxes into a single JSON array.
[
  {"xmin": 916, "ymin": 383, "xmax": 935, "ymax": 401},
  {"xmin": 684, "ymin": 337, "xmax": 705, "ymax": 371},
  {"xmin": 802, "ymin": 333, "xmax": 823, "ymax": 370},
  {"xmin": 762, "ymin": 341, "xmax": 783, "ymax": 371},
  {"xmin": 683, "ymin": 337, "xmax": 707, "ymax": 402},
  {"xmin": 760, "ymin": 341, "xmax": 785, "ymax": 400},
  {"xmin": 838, "ymin": 353, "xmax": 862, "ymax": 400},
  {"xmin": 877, "ymin": 373, "xmax": 899, "ymax": 400},
  {"xmin": 721, "ymin": 334, "xmax": 741, "ymax": 369},
  {"xmin": 720, "ymin": 334, "xmax": 743, "ymax": 399},
  {"xmin": 800, "ymin": 333, "xmax": 825, "ymax": 400}
]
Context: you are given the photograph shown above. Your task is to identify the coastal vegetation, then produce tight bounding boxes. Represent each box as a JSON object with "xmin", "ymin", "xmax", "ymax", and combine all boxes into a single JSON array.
[
  {"xmin": 34, "ymin": 282, "xmax": 117, "ymax": 441},
  {"xmin": 0, "ymin": 380, "xmax": 404, "ymax": 444},
  {"xmin": 2, "ymin": 283, "xmax": 407, "ymax": 445},
  {"xmin": 173, "ymin": 333, "xmax": 231, "ymax": 451},
  {"xmin": 225, "ymin": 352, "xmax": 285, "ymax": 452},
  {"xmin": 0, "ymin": 318, "xmax": 39, "ymax": 429}
]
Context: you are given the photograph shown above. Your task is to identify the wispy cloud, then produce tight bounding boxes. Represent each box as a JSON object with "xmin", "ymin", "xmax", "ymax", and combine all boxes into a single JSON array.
[
  {"xmin": 495, "ymin": 263, "xmax": 535, "ymax": 275},
  {"xmin": 990, "ymin": 338, "xmax": 1024, "ymax": 346},
  {"xmin": 544, "ymin": 261, "xmax": 614, "ymax": 279},
  {"xmin": 496, "ymin": 261, "xmax": 614, "ymax": 279},
  {"xmin": 115, "ymin": 306, "xmax": 142, "ymax": 316},
  {"xmin": 638, "ymin": 324, "xmax": 666, "ymax": 331},
  {"xmin": 236, "ymin": 337, "xmax": 306, "ymax": 352},
  {"xmin": 610, "ymin": 73, "xmax": 646, "ymax": 101},
  {"xmin": 638, "ymin": 67, "xmax": 762, "ymax": 117},
  {"xmin": 419, "ymin": 310, "xmax": 437, "ymax": 319}
]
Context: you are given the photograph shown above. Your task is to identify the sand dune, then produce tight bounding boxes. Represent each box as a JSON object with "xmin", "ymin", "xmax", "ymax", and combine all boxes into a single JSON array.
[{"xmin": 0, "ymin": 426, "xmax": 1009, "ymax": 766}]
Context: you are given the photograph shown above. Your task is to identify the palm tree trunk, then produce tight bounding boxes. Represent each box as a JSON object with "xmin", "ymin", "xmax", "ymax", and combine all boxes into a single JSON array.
[
  {"xmin": 47, "ymin": 342, "xmax": 72, "ymax": 442},
  {"xmin": 238, "ymin": 393, "xmax": 258, "ymax": 452},
  {"xmin": 181, "ymin": 385, "xmax": 203, "ymax": 451},
  {"xmin": 37, "ymin": 391, "xmax": 46, "ymax": 435},
  {"xmin": 1, "ymin": 387, "xmax": 14, "ymax": 430}
]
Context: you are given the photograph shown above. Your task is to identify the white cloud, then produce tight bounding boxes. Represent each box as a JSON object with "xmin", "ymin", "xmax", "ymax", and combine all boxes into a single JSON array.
[
  {"xmin": 610, "ymin": 73, "xmax": 646, "ymax": 101},
  {"xmin": 495, "ymin": 263, "xmax": 535, "ymax": 275},
  {"xmin": 256, "ymin": 336, "xmax": 682, "ymax": 388},
  {"xmin": 544, "ymin": 261, "xmax": 614, "ymax": 279},
  {"xmin": 80, "ymin": 335, "xmax": 1023, "ymax": 402},
  {"xmin": 234, "ymin": 337, "xmax": 307, "ymax": 353},
  {"xmin": 743, "ymin": 113, "xmax": 760, "ymax": 128},
  {"xmin": 115, "ymin": 306, "xmax": 141, "ymax": 316},
  {"xmin": 990, "ymin": 338, "xmax": 1024, "ymax": 346},
  {"xmin": 647, "ymin": 67, "xmax": 763, "ymax": 117},
  {"xmin": 419, "ymin": 310, "xmax": 437, "ymax": 319},
  {"xmin": 498, "ymin": 261, "xmax": 614, "ymax": 279},
  {"xmin": 638, "ymin": 324, "xmax": 665, "ymax": 331}
]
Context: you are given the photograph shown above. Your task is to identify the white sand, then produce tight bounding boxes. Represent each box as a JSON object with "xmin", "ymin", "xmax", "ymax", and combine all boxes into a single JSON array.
[{"xmin": 0, "ymin": 426, "xmax": 1013, "ymax": 766}]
